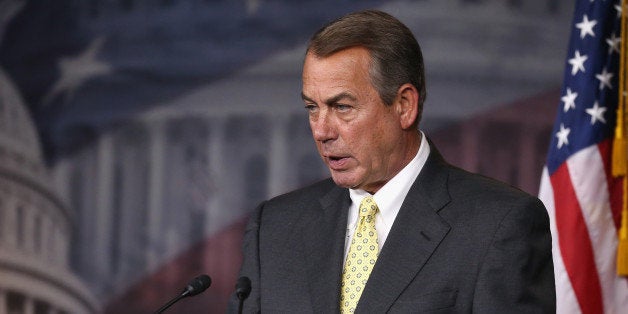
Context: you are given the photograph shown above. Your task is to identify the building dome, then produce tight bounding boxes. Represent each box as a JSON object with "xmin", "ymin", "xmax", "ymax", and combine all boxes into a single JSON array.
[
  {"xmin": 0, "ymin": 67, "xmax": 100, "ymax": 313},
  {"xmin": 0, "ymin": 68, "xmax": 47, "ymax": 182}
]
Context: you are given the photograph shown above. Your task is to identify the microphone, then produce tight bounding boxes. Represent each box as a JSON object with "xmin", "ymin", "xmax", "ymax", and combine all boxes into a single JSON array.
[
  {"xmin": 235, "ymin": 276, "xmax": 251, "ymax": 314},
  {"xmin": 154, "ymin": 274, "xmax": 212, "ymax": 313}
]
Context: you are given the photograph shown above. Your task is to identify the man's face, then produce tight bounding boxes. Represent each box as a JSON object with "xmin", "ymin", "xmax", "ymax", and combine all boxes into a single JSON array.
[{"xmin": 302, "ymin": 47, "xmax": 408, "ymax": 193}]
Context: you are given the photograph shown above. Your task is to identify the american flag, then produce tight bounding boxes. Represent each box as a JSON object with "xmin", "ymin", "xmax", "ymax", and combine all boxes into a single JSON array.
[{"xmin": 538, "ymin": 0, "xmax": 628, "ymax": 313}]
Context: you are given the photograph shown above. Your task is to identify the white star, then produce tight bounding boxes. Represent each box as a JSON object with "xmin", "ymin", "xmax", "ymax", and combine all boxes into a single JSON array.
[
  {"xmin": 561, "ymin": 88, "xmax": 578, "ymax": 112},
  {"xmin": 595, "ymin": 67, "xmax": 614, "ymax": 90},
  {"xmin": 606, "ymin": 33, "xmax": 621, "ymax": 54},
  {"xmin": 568, "ymin": 50, "xmax": 588, "ymax": 75},
  {"xmin": 556, "ymin": 124, "xmax": 571, "ymax": 149},
  {"xmin": 585, "ymin": 101, "xmax": 607, "ymax": 125},
  {"xmin": 43, "ymin": 36, "xmax": 112, "ymax": 105},
  {"xmin": 575, "ymin": 15, "xmax": 597, "ymax": 39},
  {"xmin": 616, "ymin": 4, "xmax": 623, "ymax": 19}
]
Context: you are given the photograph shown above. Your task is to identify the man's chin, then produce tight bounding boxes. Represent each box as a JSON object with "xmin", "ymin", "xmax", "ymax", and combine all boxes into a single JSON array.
[{"xmin": 329, "ymin": 173, "xmax": 360, "ymax": 189}]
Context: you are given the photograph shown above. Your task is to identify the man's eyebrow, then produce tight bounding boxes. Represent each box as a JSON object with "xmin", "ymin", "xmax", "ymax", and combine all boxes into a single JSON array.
[
  {"xmin": 326, "ymin": 92, "xmax": 356, "ymax": 105},
  {"xmin": 301, "ymin": 92, "xmax": 314, "ymax": 103},
  {"xmin": 300, "ymin": 92, "xmax": 357, "ymax": 105}
]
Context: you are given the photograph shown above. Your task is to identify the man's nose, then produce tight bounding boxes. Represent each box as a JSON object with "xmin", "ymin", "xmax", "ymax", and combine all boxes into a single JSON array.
[{"xmin": 311, "ymin": 112, "xmax": 337, "ymax": 142}]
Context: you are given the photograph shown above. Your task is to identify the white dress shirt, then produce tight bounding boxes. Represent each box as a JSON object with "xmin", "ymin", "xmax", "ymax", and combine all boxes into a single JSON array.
[{"xmin": 344, "ymin": 131, "xmax": 430, "ymax": 261}]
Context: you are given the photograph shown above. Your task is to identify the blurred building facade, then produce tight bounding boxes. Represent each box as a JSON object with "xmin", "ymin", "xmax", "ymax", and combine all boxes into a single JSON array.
[{"xmin": 50, "ymin": 105, "xmax": 326, "ymax": 302}]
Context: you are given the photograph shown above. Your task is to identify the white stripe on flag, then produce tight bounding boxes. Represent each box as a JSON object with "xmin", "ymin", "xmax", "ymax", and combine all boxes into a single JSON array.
[{"xmin": 539, "ymin": 167, "xmax": 582, "ymax": 314}]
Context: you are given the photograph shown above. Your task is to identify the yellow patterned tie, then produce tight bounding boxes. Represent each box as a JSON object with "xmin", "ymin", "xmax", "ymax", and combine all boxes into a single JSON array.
[{"xmin": 340, "ymin": 196, "xmax": 379, "ymax": 313}]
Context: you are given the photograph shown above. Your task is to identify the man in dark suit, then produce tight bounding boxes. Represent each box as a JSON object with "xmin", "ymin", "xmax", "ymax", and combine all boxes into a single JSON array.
[{"xmin": 229, "ymin": 10, "xmax": 555, "ymax": 313}]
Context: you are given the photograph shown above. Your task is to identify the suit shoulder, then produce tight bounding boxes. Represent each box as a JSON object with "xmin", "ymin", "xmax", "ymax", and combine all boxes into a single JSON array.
[
  {"xmin": 253, "ymin": 178, "xmax": 342, "ymax": 232},
  {"xmin": 263, "ymin": 177, "xmax": 339, "ymax": 208},
  {"xmin": 436, "ymin": 166, "xmax": 549, "ymax": 242},
  {"xmin": 446, "ymin": 165, "xmax": 544, "ymax": 209}
]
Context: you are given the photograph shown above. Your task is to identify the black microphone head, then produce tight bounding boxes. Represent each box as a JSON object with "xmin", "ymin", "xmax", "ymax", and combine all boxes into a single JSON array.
[
  {"xmin": 235, "ymin": 276, "xmax": 252, "ymax": 301},
  {"xmin": 184, "ymin": 274, "xmax": 212, "ymax": 297}
]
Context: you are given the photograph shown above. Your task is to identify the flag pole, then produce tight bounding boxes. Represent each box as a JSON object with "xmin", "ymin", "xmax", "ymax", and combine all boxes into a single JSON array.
[{"xmin": 616, "ymin": 0, "xmax": 628, "ymax": 276}]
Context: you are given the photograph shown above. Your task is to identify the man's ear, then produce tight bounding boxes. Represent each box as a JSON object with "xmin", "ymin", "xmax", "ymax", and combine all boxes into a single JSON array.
[{"xmin": 394, "ymin": 83, "xmax": 420, "ymax": 129}]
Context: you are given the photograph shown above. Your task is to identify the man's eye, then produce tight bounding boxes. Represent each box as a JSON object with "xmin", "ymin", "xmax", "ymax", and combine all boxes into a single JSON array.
[
  {"xmin": 304, "ymin": 104, "xmax": 318, "ymax": 112},
  {"xmin": 335, "ymin": 104, "xmax": 351, "ymax": 112}
]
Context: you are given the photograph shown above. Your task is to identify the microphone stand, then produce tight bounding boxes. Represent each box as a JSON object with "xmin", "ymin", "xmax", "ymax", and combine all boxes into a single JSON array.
[
  {"xmin": 154, "ymin": 274, "xmax": 212, "ymax": 314},
  {"xmin": 236, "ymin": 276, "xmax": 252, "ymax": 314},
  {"xmin": 155, "ymin": 291, "xmax": 190, "ymax": 314},
  {"xmin": 238, "ymin": 298, "xmax": 245, "ymax": 314}
]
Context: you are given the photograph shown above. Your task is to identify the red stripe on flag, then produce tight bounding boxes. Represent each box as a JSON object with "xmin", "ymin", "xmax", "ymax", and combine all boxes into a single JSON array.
[
  {"xmin": 598, "ymin": 140, "xmax": 624, "ymax": 230},
  {"xmin": 550, "ymin": 162, "xmax": 604, "ymax": 314}
]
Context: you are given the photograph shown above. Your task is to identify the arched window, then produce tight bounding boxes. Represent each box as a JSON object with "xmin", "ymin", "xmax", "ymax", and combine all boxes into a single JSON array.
[
  {"xmin": 34, "ymin": 299, "xmax": 51, "ymax": 314},
  {"xmin": 7, "ymin": 291, "xmax": 25, "ymax": 313}
]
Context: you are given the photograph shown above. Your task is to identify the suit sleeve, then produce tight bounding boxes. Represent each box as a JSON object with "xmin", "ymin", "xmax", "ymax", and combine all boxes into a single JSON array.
[
  {"xmin": 227, "ymin": 202, "xmax": 264, "ymax": 314},
  {"xmin": 472, "ymin": 197, "xmax": 556, "ymax": 313}
]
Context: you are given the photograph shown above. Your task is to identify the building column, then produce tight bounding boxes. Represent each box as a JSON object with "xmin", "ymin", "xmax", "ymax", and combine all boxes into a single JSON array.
[
  {"xmin": 22, "ymin": 205, "xmax": 34, "ymax": 253},
  {"xmin": 42, "ymin": 214, "xmax": 53, "ymax": 263},
  {"xmin": 57, "ymin": 226, "xmax": 70, "ymax": 267},
  {"xmin": 146, "ymin": 120, "xmax": 167, "ymax": 270},
  {"xmin": 205, "ymin": 118, "xmax": 226, "ymax": 236},
  {"xmin": 51, "ymin": 225, "xmax": 63, "ymax": 266},
  {"xmin": 94, "ymin": 133, "xmax": 115, "ymax": 278},
  {"xmin": 267, "ymin": 114, "xmax": 290, "ymax": 197},
  {"xmin": 4, "ymin": 199, "xmax": 16, "ymax": 247}
]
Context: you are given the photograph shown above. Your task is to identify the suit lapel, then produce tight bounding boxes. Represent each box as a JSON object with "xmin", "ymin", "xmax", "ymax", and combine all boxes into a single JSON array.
[
  {"xmin": 303, "ymin": 185, "xmax": 350, "ymax": 314},
  {"xmin": 356, "ymin": 144, "xmax": 453, "ymax": 313}
]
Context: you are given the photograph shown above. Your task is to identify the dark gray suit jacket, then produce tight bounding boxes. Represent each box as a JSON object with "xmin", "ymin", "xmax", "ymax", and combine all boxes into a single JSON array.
[{"xmin": 229, "ymin": 144, "xmax": 555, "ymax": 313}]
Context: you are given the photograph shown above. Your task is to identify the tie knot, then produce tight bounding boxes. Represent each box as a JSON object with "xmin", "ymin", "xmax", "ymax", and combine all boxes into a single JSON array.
[{"xmin": 358, "ymin": 196, "xmax": 378, "ymax": 218}]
